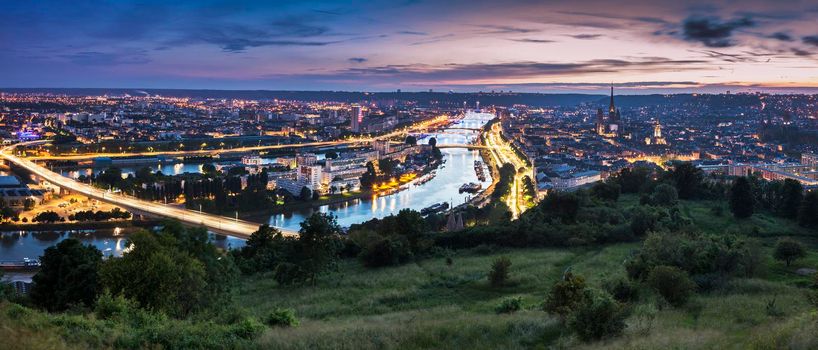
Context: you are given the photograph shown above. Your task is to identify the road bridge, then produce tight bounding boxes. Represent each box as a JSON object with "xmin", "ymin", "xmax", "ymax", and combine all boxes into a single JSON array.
[
  {"xmin": 1, "ymin": 141, "xmax": 296, "ymax": 238},
  {"xmin": 436, "ymin": 144, "xmax": 491, "ymax": 150}
]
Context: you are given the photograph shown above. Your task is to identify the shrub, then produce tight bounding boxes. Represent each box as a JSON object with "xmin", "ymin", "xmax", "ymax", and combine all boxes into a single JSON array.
[
  {"xmin": 273, "ymin": 262, "xmax": 304, "ymax": 286},
  {"xmin": 625, "ymin": 231, "xmax": 760, "ymax": 280},
  {"xmin": 604, "ymin": 278, "xmax": 638, "ymax": 303},
  {"xmin": 488, "ymin": 256, "xmax": 512, "ymax": 288},
  {"xmin": 647, "ymin": 265, "xmax": 696, "ymax": 307},
  {"xmin": 232, "ymin": 317, "xmax": 265, "ymax": 339},
  {"xmin": 628, "ymin": 206, "xmax": 664, "ymax": 237},
  {"xmin": 95, "ymin": 291, "xmax": 137, "ymax": 320},
  {"xmin": 591, "ymin": 181, "xmax": 620, "ymax": 202},
  {"xmin": 495, "ymin": 296, "xmax": 523, "ymax": 314},
  {"xmin": 651, "ymin": 184, "xmax": 678, "ymax": 206},
  {"xmin": 264, "ymin": 308, "xmax": 299, "ymax": 327},
  {"xmin": 359, "ymin": 236, "xmax": 412, "ymax": 267},
  {"xmin": 568, "ymin": 291, "xmax": 628, "ymax": 342},
  {"xmin": 773, "ymin": 238, "xmax": 806, "ymax": 267},
  {"xmin": 544, "ymin": 272, "xmax": 588, "ymax": 320}
]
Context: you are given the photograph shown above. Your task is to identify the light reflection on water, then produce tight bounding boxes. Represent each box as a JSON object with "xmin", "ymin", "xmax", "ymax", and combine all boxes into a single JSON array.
[{"xmin": 267, "ymin": 112, "xmax": 494, "ymax": 231}]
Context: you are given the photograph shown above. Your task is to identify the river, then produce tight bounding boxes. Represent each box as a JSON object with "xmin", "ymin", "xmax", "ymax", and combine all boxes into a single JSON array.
[{"xmin": 0, "ymin": 112, "xmax": 494, "ymax": 261}]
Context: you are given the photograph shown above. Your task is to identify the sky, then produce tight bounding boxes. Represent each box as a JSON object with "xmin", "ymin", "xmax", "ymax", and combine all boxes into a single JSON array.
[{"xmin": 3, "ymin": 0, "xmax": 818, "ymax": 94}]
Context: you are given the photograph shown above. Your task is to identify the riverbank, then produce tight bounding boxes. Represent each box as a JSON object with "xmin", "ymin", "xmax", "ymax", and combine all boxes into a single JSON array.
[{"xmin": 0, "ymin": 219, "xmax": 160, "ymax": 232}]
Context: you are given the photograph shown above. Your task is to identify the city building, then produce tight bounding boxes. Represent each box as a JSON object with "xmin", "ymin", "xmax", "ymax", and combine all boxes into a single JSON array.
[
  {"xmin": 595, "ymin": 86, "xmax": 621, "ymax": 137},
  {"xmin": 350, "ymin": 104, "xmax": 363, "ymax": 132},
  {"xmin": 0, "ymin": 175, "xmax": 46, "ymax": 211}
]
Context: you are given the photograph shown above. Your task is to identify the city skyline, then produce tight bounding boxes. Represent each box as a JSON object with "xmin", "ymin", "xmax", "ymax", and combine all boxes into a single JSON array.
[{"xmin": 3, "ymin": 0, "xmax": 818, "ymax": 94}]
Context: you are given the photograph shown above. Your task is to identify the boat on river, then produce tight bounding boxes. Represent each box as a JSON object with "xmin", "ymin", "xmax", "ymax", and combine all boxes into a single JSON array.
[{"xmin": 459, "ymin": 182, "xmax": 482, "ymax": 193}]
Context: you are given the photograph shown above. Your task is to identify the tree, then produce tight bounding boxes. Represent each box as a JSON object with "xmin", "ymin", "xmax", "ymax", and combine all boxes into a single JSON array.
[
  {"xmin": 30, "ymin": 238, "xmax": 102, "ymax": 311},
  {"xmin": 666, "ymin": 162, "xmax": 703, "ymax": 199},
  {"xmin": 100, "ymin": 230, "xmax": 208, "ymax": 317},
  {"xmin": 650, "ymin": 183, "xmax": 678, "ymax": 206},
  {"xmin": 544, "ymin": 272, "xmax": 588, "ymax": 321},
  {"xmin": 773, "ymin": 238, "xmax": 806, "ymax": 267},
  {"xmin": 201, "ymin": 163, "xmax": 217, "ymax": 176},
  {"xmin": 135, "ymin": 166, "xmax": 156, "ymax": 182},
  {"xmin": 296, "ymin": 213, "xmax": 344, "ymax": 284},
  {"xmin": 33, "ymin": 210, "xmax": 62, "ymax": 223},
  {"xmin": 611, "ymin": 167, "xmax": 651, "ymax": 193},
  {"xmin": 729, "ymin": 177, "xmax": 755, "ymax": 218},
  {"xmin": 360, "ymin": 161, "xmax": 378, "ymax": 188},
  {"xmin": 778, "ymin": 179, "xmax": 803, "ymax": 219},
  {"xmin": 234, "ymin": 225, "xmax": 294, "ymax": 274},
  {"xmin": 299, "ymin": 186, "xmax": 312, "ymax": 201},
  {"xmin": 591, "ymin": 181, "xmax": 620, "ymax": 202},
  {"xmin": 568, "ymin": 291, "xmax": 627, "ymax": 342},
  {"xmin": 798, "ymin": 191, "xmax": 818, "ymax": 228},
  {"xmin": 405, "ymin": 135, "xmax": 417, "ymax": 145},
  {"xmin": 97, "ymin": 167, "xmax": 124, "ymax": 188},
  {"xmin": 629, "ymin": 205, "xmax": 664, "ymax": 237},
  {"xmin": 488, "ymin": 256, "xmax": 512, "ymax": 287},
  {"xmin": 359, "ymin": 236, "xmax": 412, "ymax": 267},
  {"xmin": 646, "ymin": 265, "xmax": 695, "ymax": 307},
  {"xmin": 325, "ymin": 150, "xmax": 339, "ymax": 159},
  {"xmin": 428, "ymin": 137, "xmax": 437, "ymax": 147}
]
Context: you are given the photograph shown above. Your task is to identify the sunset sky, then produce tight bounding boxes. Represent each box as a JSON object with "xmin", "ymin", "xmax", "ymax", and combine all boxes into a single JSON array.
[{"xmin": 3, "ymin": 0, "xmax": 818, "ymax": 93}]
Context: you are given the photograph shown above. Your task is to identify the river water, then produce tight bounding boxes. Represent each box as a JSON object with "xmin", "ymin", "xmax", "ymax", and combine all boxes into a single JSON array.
[{"xmin": 0, "ymin": 112, "xmax": 494, "ymax": 261}]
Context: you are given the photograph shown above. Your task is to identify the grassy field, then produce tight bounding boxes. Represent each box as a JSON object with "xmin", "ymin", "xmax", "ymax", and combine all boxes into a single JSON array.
[
  {"xmin": 2, "ymin": 196, "xmax": 817, "ymax": 349},
  {"xmin": 231, "ymin": 241, "xmax": 816, "ymax": 349}
]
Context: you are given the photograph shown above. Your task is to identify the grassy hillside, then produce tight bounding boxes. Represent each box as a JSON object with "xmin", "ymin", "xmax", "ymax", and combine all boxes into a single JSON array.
[{"xmin": 2, "ymin": 196, "xmax": 817, "ymax": 349}]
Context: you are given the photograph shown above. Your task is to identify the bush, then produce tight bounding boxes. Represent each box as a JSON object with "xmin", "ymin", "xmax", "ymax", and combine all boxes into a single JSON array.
[
  {"xmin": 95, "ymin": 291, "xmax": 137, "ymax": 320},
  {"xmin": 264, "ymin": 308, "xmax": 299, "ymax": 327},
  {"xmin": 359, "ymin": 236, "xmax": 412, "ymax": 267},
  {"xmin": 488, "ymin": 256, "xmax": 512, "ymax": 288},
  {"xmin": 591, "ymin": 181, "xmax": 620, "ymax": 202},
  {"xmin": 495, "ymin": 296, "xmax": 523, "ymax": 314},
  {"xmin": 604, "ymin": 278, "xmax": 638, "ymax": 303},
  {"xmin": 625, "ymin": 231, "xmax": 760, "ymax": 280},
  {"xmin": 773, "ymin": 238, "xmax": 806, "ymax": 267},
  {"xmin": 650, "ymin": 184, "xmax": 678, "ymax": 206},
  {"xmin": 273, "ymin": 262, "xmax": 304, "ymax": 286},
  {"xmin": 568, "ymin": 291, "xmax": 628, "ymax": 342},
  {"xmin": 232, "ymin": 317, "xmax": 266, "ymax": 339},
  {"xmin": 544, "ymin": 272, "xmax": 588, "ymax": 320},
  {"xmin": 647, "ymin": 265, "xmax": 696, "ymax": 307}
]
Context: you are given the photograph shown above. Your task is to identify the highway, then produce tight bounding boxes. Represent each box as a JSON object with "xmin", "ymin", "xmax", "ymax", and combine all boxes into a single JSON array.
[
  {"xmin": 482, "ymin": 122, "xmax": 531, "ymax": 219},
  {"xmin": 1, "ymin": 141, "xmax": 296, "ymax": 239}
]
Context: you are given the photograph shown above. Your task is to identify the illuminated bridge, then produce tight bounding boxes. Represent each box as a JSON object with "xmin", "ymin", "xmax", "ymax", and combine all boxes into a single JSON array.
[{"xmin": 1, "ymin": 141, "xmax": 296, "ymax": 239}]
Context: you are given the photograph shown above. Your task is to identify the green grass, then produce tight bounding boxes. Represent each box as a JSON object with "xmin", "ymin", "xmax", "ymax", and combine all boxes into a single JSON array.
[{"xmin": 2, "ymin": 194, "xmax": 817, "ymax": 349}]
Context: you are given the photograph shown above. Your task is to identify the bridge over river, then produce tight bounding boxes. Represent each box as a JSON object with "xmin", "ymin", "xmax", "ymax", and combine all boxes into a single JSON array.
[{"xmin": 1, "ymin": 141, "xmax": 294, "ymax": 238}]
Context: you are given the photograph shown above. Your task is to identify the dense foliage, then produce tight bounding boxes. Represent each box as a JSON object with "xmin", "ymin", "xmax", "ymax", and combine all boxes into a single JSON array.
[{"xmin": 30, "ymin": 239, "xmax": 102, "ymax": 311}]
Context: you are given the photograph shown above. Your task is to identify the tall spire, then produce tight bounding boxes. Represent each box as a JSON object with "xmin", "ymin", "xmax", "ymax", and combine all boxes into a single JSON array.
[{"xmin": 609, "ymin": 84, "xmax": 615, "ymax": 113}]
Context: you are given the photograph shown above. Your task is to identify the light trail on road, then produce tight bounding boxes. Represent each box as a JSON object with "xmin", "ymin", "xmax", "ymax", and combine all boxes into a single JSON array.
[{"xmin": 2, "ymin": 141, "xmax": 296, "ymax": 238}]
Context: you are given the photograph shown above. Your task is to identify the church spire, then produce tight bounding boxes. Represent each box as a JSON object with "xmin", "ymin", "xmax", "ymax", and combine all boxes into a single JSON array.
[{"xmin": 608, "ymin": 84, "xmax": 615, "ymax": 114}]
